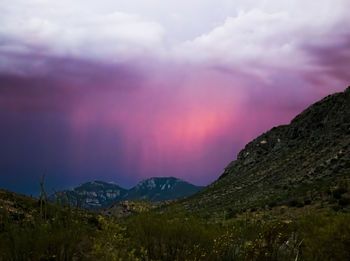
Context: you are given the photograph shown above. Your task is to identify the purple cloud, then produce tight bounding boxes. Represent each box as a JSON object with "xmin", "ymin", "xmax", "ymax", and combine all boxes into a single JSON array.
[{"xmin": 0, "ymin": 0, "xmax": 349, "ymax": 194}]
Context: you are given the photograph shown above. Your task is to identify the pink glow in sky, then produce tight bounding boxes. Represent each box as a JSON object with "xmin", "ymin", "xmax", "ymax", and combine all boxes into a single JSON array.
[{"xmin": 0, "ymin": 0, "xmax": 349, "ymax": 194}]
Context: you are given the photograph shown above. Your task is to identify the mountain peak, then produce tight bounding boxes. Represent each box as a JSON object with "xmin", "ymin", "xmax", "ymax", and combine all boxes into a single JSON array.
[
  {"xmin": 50, "ymin": 177, "xmax": 203, "ymax": 208},
  {"xmin": 136, "ymin": 177, "xmax": 182, "ymax": 189},
  {"xmin": 125, "ymin": 177, "xmax": 203, "ymax": 202}
]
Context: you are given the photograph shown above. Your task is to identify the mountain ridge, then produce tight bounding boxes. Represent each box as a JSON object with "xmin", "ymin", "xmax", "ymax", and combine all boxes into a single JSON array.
[{"xmin": 49, "ymin": 177, "xmax": 204, "ymax": 208}]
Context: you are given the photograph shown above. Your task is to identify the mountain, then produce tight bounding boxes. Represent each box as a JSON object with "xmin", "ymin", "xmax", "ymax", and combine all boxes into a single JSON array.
[
  {"xmin": 182, "ymin": 86, "xmax": 350, "ymax": 214},
  {"xmin": 125, "ymin": 177, "xmax": 204, "ymax": 201},
  {"xmin": 50, "ymin": 177, "xmax": 204, "ymax": 209},
  {"xmin": 49, "ymin": 181, "xmax": 127, "ymax": 208}
]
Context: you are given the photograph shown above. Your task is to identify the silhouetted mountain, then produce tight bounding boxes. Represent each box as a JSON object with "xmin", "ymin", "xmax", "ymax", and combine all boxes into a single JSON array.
[
  {"xmin": 183, "ymin": 86, "xmax": 350, "ymax": 214},
  {"xmin": 125, "ymin": 177, "xmax": 204, "ymax": 201},
  {"xmin": 49, "ymin": 177, "xmax": 204, "ymax": 208},
  {"xmin": 49, "ymin": 181, "xmax": 127, "ymax": 208}
]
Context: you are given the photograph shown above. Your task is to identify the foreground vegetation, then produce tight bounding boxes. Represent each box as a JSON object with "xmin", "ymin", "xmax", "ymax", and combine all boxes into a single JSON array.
[{"xmin": 1, "ymin": 186, "xmax": 350, "ymax": 261}]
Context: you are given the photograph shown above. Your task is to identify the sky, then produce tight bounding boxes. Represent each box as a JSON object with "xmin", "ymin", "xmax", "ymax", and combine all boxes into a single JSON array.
[{"xmin": 0, "ymin": 0, "xmax": 349, "ymax": 195}]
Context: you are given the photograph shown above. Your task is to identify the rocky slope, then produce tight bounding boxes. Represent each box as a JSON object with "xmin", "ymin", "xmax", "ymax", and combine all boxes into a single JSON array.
[
  {"xmin": 50, "ymin": 177, "xmax": 203, "ymax": 209},
  {"xmin": 0, "ymin": 189, "xmax": 39, "ymax": 220},
  {"xmin": 125, "ymin": 177, "xmax": 204, "ymax": 201},
  {"xmin": 49, "ymin": 181, "xmax": 127, "ymax": 208},
  {"xmin": 183, "ymin": 86, "xmax": 350, "ymax": 213}
]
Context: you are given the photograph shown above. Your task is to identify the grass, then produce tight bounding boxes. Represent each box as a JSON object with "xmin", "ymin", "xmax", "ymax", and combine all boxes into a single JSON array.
[
  {"xmin": 0, "ymin": 191, "xmax": 96, "ymax": 260},
  {"xmin": 0, "ymin": 181, "xmax": 350, "ymax": 261},
  {"xmin": 92, "ymin": 208, "xmax": 350, "ymax": 261}
]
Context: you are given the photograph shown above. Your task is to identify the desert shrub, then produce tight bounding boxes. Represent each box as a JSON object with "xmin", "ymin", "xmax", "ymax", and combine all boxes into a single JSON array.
[
  {"xmin": 268, "ymin": 201, "xmax": 278, "ymax": 208},
  {"xmin": 332, "ymin": 187, "xmax": 347, "ymax": 199},
  {"xmin": 0, "ymin": 181, "xmax": 96, "ymax": 261},
  {"xmin": 298, "ymin": 213, "xmax": 350, "ymax": 261},
  {"xmin": 123, "ymin": 208, "xmax": 302, "ymax": 261},
  {"xmin": 304, "ymin": 199, "xmax": 312, "ymax": 205},
  {"xmin": 286, "ymin": 198, "xmax": 300, "ymax": 207},
  {"xmin": 127, "ymin": 207, "xmax": 218, "ymax": 261},
  {"xmin": 338, "ymin": 197, "xmax": 350, "ymax": 207},
  {"xmin": 226, "ymin": 208, "xmax": 238, "ymax": 219},
  {"xmin": 332, "ymin": 205, "xmax": 342, "ymax": 211},
  {"xmin": 126, "ymin": 210, "xmax": 350, "ymax": 261},
  {"xmin": 210, "ymin": 219, "xmax": 297, "ymax": 261},
  {"xmin": 250, "ymin": 207, "xmax": 257, "ymax": 212},
  {"xmin": 0, "ymin": 205, "xmax": 94, "ymax": 261},
  {"xmin": 91, "ymin": 215, "xmax": 141, "ymax": 261}
]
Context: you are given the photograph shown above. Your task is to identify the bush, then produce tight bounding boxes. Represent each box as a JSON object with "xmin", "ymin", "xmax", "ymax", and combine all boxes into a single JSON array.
[
  {"xmin": 333, "ymin": 188, "xmax": 347, "ymax": 199},
  {"xmin": 298, "ymin": 213, "xmax": 350, "ymax": 261},
  {"xmin": 268, "ymin": 201, "xmax": 278, "ymax": 208},
  {"xmin": 92, "ymin": 215, "xmax": 139, "ymax": 260},
  {"xmin": 226, "ymin": 208, "xmax": 238, "ymax": 219},
  {"xmin": 304, "ymin": 199, "xmax": 312, "ymax": 205},
  {"xmin": 286, "ymin": 198, "xmax": 301, "ymax": 207},
  {"xmin": 0, "ymin": 204, "xmax": 94, "ymax": 261},
  {"xmin": 338, "ymin": 197, "xmax": 350, "ymax": 207},
  {"xmin": 127, "ymin": 208, "xmax": 218, "ymax": 261},
  {"xmin": 0, "ymin": 180, "xmax": 96, "ymax": 261}
]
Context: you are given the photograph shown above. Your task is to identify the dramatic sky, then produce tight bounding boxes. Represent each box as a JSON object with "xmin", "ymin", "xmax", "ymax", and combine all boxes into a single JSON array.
[{"xmin": 1, "ymin": 0, "xmax": 349, "ymax": 195}]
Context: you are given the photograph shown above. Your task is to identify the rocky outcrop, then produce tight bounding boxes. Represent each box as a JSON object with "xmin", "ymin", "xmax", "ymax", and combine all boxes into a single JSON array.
[
  {"xmin": 125, "ymin": 177, "xmax": 204, "ymax": 201},
  {"xmin": 49, "ymin": 181, "xmax": 127, "ymax": 208}
]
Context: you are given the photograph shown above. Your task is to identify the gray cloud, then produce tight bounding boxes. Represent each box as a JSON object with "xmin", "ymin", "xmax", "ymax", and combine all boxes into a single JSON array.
[{"xmin": 1, "ymin": 0, "xmax": 349, "ymax": 70}]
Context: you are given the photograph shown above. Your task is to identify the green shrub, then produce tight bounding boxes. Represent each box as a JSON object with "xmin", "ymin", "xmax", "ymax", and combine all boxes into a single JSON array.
[
  {"xmin": 127, "ymin": 208, "xmax": 217, "ymax": 261},
  {"xmin": 338, "ymin": 197, "xmax": 350, "ymax": 207},
  {"xmin": 226, "ymin": 208, "xmax": 238, "ymax": 219},
  {"xmin": 304, "ymin": 199, "xmax": 312, "ymax": 205},
  {"xmin": 0, "ymin": 180, "xmax": 96, "ymax": 261},
  {"xmin": 286, "ymin": 198, "xmax": 300, "ymax": 207},
  {"xmin": 1, "ymin": 183, "xmax": 350, "ymax": 261},
  {"xmin": 333, "ymin": 188, "xmax": 347, "ymax": 199},
  {"xmin": 298, "ymin": 213, "xmax": 350, "ymax": 261}
]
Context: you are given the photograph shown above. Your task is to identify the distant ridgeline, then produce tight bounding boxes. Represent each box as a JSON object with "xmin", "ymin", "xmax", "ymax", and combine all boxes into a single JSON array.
[
  {"xmin": 49, "ymin": 177, "xmax": 204, "ymax": 209},
  {"xmin": 182, "ymin": 86, "xmax": 350, "ymax": 213}
]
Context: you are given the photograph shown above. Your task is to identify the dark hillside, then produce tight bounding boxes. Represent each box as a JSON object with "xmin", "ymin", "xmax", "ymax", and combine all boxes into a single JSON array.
[{"xmin": 183, "ymin": 86, "xmax": 350, "ymax": 213}]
